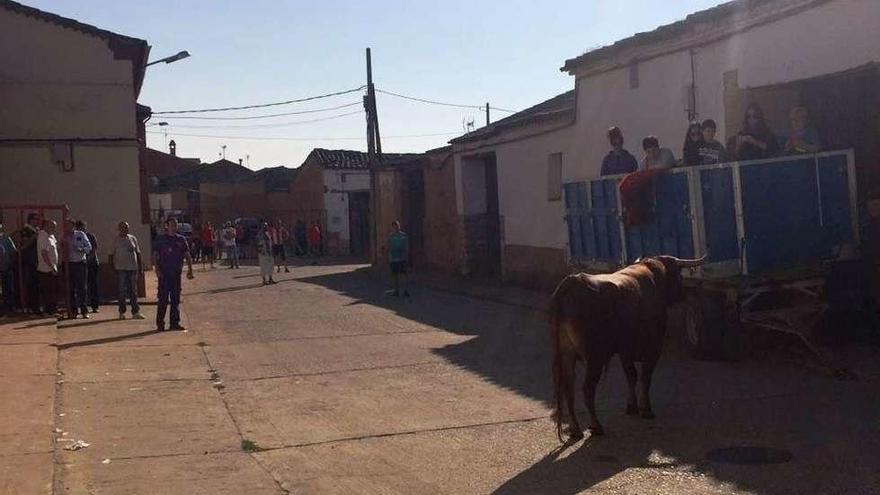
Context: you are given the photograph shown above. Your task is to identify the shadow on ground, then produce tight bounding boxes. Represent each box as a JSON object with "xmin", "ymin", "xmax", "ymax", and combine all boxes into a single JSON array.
[{"xmin": 296, "ymin": 267, "xmax": 880, "ymax": 494}]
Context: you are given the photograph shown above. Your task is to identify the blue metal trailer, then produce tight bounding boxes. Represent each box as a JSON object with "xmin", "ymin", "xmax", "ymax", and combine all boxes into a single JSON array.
[{"xmin": 563, "ymin": 150, "xmax": 860, "ymax": 362}]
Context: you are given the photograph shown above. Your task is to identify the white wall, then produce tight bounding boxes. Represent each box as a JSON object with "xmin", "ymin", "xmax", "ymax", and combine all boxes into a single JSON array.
[
  {"xmin": 568, "ymin": 0, "xmax": 880, "ymax": 181},
  {"xmin": 322, "ymin": 169, "xmax": 370, "ymax": 245},
  {"xmin": 453, "ymin": 123, "xmax": 573, "ymax": 251}
]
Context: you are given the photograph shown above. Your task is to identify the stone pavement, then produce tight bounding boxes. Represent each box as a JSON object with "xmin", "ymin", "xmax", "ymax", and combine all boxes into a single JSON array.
[{"xmin": 1, "ymin": 261, "xmax": 879, "ymax": 494}]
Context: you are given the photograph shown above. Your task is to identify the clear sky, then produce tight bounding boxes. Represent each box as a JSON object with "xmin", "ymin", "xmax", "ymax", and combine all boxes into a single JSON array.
[{"xmin": 29, "ymin": 0, "xmax": 723, "ymax": 169}]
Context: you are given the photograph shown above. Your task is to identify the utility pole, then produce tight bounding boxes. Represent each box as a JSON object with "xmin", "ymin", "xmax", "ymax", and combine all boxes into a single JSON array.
[
  {"xmin": 365, "ymin": 48, "xmax": 382, "ymax": 157},
  {"xmin": 485, "ymin": 102, "xmax": 490, "ymax": 126},
  {"xmin": 365, "ymin": 47, "xmax": 382, "ymax": 265}
]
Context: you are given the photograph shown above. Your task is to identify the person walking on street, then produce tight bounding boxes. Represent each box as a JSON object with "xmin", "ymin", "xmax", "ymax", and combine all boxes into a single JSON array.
[
  {"xmin": 80, "ymin": 221, "xmax": 100, "ymax": 313},
  {"xmin": 388, "ymin": 221, "xmax": 410, "ymax": 297},
  {"xmin": 0, "ymin": 224, "xmax": 17, "ymax": 316},
  {"xmin": 257, "ymin": 222, "xmax": 276, "ymax": 285},
  {"xmin": 200, "ymin": 221, "xmax": 216, "ymax": 269},
  {"xmin": 152, "ymin": 218, "xmax": 194, "ymax": 331},
  {"xmin": 222, "ymin": 222, "xmax": 239, "ymax": 269},
  {"xmin": 36, "ymin": 219, "xmax": 59, "ymax": 317},
  {"xmin": 270, "ymin": 219, "xmax": 290, "ymax": 273},
  {"xmin": 110, "ymin": 221, "xmax": 144, "ymax": 320},
  {"xmin": 17, "ymin": 213, "xmax": 40, "ymax": 314},
  {"xmin": 67, "ymin": 221, "xmax": 93, "ymax": 319}
]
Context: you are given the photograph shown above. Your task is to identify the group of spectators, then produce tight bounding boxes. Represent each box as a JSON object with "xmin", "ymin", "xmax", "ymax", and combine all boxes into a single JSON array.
[
  {"xmin": 600, "ymin": 103, "xmax": 823, "ymax": 176},
  {"xmin": 189, "ymin": 218, "xmax": 325, "ymax": 275},
  {"xmin": 0, "ymin": 213, "xmax": 144, "ymax": 321}
]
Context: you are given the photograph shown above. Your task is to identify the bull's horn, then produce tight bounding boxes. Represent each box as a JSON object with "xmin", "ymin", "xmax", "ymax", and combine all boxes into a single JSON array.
[{"xmin": 671, "ymin": 255, "xmax": 708, "ymax": 267}]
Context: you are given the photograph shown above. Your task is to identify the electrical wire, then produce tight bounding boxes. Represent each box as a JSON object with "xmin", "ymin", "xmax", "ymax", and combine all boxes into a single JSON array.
[
  {"xmin": 152, "ymin": 86, "xmax": 366, "ymax": 115},
  {"xmin": 376, "ymin": 88, "xmax": 518, "ymax": 113},
  {"xmin": 145, "ymin": 130, "xmax": 461, "ymax": 141},
  {"xmin": 158, "ymin": 101, "xmax": 363, "ymax": 121},
  {"xmin": 159, "ymin": 110, "xmax": 364, "ymax": 129}
]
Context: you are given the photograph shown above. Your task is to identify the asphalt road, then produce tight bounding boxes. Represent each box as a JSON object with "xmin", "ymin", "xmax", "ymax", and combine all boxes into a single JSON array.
[{"xmin": 41, "ymin": 262, "xmax": 880, "ymax": 494}]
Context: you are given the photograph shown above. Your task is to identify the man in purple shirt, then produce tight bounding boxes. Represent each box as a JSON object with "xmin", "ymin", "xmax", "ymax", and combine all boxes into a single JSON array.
[
  {"xmin": 152, "ymin": 218, "xmax": 194, "ymax": 331},
  {"xmin": 600, "ymin": 126, "xmax": 639, "ymax": 176}
]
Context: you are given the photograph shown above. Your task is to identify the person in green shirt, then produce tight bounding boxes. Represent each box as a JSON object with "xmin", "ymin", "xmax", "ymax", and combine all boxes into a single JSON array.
[{"xmin": 388, "ymin": 221, "xmax": 409, "ymax": 297}]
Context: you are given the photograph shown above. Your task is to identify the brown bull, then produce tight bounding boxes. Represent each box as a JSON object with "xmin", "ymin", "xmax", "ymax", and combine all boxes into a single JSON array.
[{"xmin": 550, "ymin": 255, "xmax": 705, "ymax": 442}]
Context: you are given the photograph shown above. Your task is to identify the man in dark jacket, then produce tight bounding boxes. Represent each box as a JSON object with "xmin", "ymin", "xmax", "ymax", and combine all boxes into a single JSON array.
[{"xmin": 79, "ymin": 221, "xmax": 100, "ymax": 312}]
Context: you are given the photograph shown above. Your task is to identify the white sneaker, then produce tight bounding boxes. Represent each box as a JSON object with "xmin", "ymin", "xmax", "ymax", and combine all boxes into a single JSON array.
[
  {"xmin": 118, "ymin": 313, "xmax": 126, "ymax": 320},
  {"xmin": 132, "ymin": 313, "xmax": 146, "ymax": 320}
]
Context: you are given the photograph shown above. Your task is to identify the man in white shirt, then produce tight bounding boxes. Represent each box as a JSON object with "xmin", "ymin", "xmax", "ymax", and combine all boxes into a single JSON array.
[
  {"xmin": 110, "ymin": 221, "xmax": 144, "ymax": 320},
  {"xmin": 36, "ymin": 220, "xmax": 59, "ymax": 316},
  {"xmin": 67, "ymin": 221, "xmax": 93, "ymax": 319},
  {"xmin": 641, "ymin": 136, "xmax": 676, "ymax": 170},
  {"xmin": 222, "ymin": 222, "xmax": 239, "ymax": 269}
]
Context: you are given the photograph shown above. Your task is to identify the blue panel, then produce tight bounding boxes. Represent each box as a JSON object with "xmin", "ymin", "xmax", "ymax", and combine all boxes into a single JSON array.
[
  {"xmin": 624, "ymin": 173, "xmax": 693, "ymax": 263},
  {"xmin": 740, "ymin": 157, "xmax": 823, "ymax": 273},
  {"xmin": 588, "ymin": 179, "xmax": 621, "ymax": 262},
  {"xmin": 817, "ymin": 154, "xmax": 853, "ymax": 248},
  {"xmin": 700, "ymin": 168, "xmax": 739, "ymax": 261}
]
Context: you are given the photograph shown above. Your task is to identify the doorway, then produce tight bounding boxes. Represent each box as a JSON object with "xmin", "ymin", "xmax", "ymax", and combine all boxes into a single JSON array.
[
  {"xmin": 348, "ymin": 191, "xmax": 371, "ymax": 258},
  {"xmin": 461, "ymin": 153, "xmax": 502, "ymax": 278}
]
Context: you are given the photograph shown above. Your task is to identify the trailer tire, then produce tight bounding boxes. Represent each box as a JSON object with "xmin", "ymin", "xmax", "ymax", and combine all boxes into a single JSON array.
[{"xmin": 684, "ymin": 292, "xmax": 725, "ymax": 361}]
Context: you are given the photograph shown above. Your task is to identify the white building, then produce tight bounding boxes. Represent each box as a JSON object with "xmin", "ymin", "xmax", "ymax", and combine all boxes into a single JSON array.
[{"xmin": 450, "ymin": 0, "xmax": 880, "ymax": 288}]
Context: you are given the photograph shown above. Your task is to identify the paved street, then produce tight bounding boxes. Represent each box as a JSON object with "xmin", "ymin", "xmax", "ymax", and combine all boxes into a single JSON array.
[{"xmin": 2, "ymin": 262, "xmax": 880, "ymax": 494}]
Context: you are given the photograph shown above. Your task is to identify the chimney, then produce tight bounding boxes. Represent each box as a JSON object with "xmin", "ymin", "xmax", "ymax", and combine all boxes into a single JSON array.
[
  {"xmin": 169, "ymin": 140, "xmax": 177, "ymax": 156},
  {"xmin": 239, "ymin": 158, "xmax": 243, "ymax": 166}
]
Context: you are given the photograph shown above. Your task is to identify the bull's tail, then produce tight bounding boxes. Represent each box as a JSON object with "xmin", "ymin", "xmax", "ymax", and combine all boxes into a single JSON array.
[
  {"xmin": 549, "ymin": 275, "xmax": 579, "ymax": 443},
  {"xmin": 550, "ymin": 313, "xmax": 565, "ymax": 442}
]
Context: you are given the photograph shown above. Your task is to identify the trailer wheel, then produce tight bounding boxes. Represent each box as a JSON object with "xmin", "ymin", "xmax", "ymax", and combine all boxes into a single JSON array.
[{"xmin": 684, "ymin": 292, "xmax": 725, "ymax": 360}]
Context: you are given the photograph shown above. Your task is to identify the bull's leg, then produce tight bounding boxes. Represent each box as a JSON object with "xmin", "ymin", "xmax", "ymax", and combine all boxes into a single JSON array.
[
  {"xmin": 562, "ymin": 354, "xmax": 584, "ymax": 441},
  {"xmin": 639, "ymin": 358, "xmax": 658, "ymax": 419},
  {"xmin": 620, "ymin": 356, "xmax": 639, "ymax": 415},
  {"xmin": 583, "ymin": 358, "xmax": 606, "ymax": 436}
]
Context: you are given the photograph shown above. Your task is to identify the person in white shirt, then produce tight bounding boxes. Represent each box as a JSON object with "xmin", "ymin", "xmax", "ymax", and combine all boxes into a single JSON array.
[
  {"xmin": 67, "ymin": 221, "xmax": 93, "ymax": 319},
  {"xmin": 222, "ymin": 222, "xmax": 239, "ymax": 269},
  {"xmin": 36, "ymin": 220, "xmax": 59, "ymax": 316},
  {"xmin": 110, "ymin": 221, "xmax": 144, "ymax": 320}
]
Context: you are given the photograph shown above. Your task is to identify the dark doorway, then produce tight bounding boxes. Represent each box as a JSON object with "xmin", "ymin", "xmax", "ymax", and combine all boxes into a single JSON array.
[
  {"xmin": 461, "ymin": 152, "xmax": 502, "ymax": 278},
  {"xmin": 348, "ymin": 191, "xmax": 371, "ymax": 258},
  {"xmin": 401, "ymin": 168, "xmax": 426, "ymax": 265}
]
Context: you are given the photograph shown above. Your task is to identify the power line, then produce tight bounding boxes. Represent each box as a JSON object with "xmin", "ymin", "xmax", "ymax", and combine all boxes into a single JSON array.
[
  {"xmin": 376, "ymin": 88, "xmax": 518, "ymax": 113},
  {"xmin": 158, "ymin": 101, "xmax": 363, "ymax": 121},
  {"xmin": 152, "ymin": 86, "xmax": 366, "ymax": 115},
  {"xmin": 145, "ymin": 130, "xmax": 461, "ymax": 141},
  {"xmin": 160, "ymin": 110, "xmax": 364, "ymax": 129}
]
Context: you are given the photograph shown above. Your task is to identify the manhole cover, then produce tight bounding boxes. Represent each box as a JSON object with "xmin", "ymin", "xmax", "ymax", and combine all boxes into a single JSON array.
[{"xmin": 706, "ymin": 446, "xmax": 793, "ymax": 465}]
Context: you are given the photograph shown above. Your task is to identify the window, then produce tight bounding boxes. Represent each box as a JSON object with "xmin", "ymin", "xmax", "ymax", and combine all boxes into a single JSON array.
[
  {"xmin": 547, "ymin": 152, "xmax": 562, "ymax": 201},
  {"xmin": 629, "ymin": 62, "xmax": 639, "ymax": 89}
]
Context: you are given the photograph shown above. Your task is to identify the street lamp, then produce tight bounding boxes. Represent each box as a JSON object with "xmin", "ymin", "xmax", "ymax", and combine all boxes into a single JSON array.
[{"xmin": 145, "ymin": 50, "xmax": 191, "ymax": 67}]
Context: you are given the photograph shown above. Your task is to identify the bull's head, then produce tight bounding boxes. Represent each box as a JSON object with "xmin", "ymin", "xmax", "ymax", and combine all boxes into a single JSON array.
[{"xmin": 653, "ymin": 255, "xmax": 708, "ymax": 304}]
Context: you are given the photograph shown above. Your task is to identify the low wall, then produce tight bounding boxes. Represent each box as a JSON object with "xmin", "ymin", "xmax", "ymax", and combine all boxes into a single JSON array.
[{"xmin": 502, "ymin": 244, "xmax": 568, "ymax": 291}]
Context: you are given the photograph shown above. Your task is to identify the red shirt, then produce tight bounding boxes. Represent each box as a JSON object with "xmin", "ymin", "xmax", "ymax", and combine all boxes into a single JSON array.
[
  {"xmin": 200, "ymin": 227, "xmax": 214, "ymax": 246},
  {"xmin": 307, "ymin": 225, "xmax": 321, "ymax": 245}
]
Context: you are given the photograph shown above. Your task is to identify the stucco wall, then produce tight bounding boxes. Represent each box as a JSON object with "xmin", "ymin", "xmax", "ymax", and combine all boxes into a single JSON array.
[
  {"xmin": 0, "ymin": 145, "xmax": 149, "ymax": 264},
  {"xmin": 0, "ymin": 9, "xmax": 138, "ymax": 139},
  {"xmin": 569, "ymin": 0, "xmax": 880, "ymax": 180}
]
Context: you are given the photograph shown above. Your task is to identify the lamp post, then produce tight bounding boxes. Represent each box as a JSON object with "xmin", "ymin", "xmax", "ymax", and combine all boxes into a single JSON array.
[{"xmin": 145, "ymin": 50, "xmax": 191, "ymax": 67}]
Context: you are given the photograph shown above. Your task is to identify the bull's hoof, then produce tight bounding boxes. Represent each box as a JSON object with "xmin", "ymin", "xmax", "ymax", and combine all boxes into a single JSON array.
[
  {"xmin": 625, "ymin": 404, "xmax": 639, "ymax": 416},
  {"xmin": 640, "ymin": 410, "xmax": 655, "ymax": 420},
  {"xmin": 588, "ymin": 425, "xmax": 605, "ymax": 436},
  {"xmin": 566, "ymin": 428, "xmax": 585, "ymax": 442}
]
